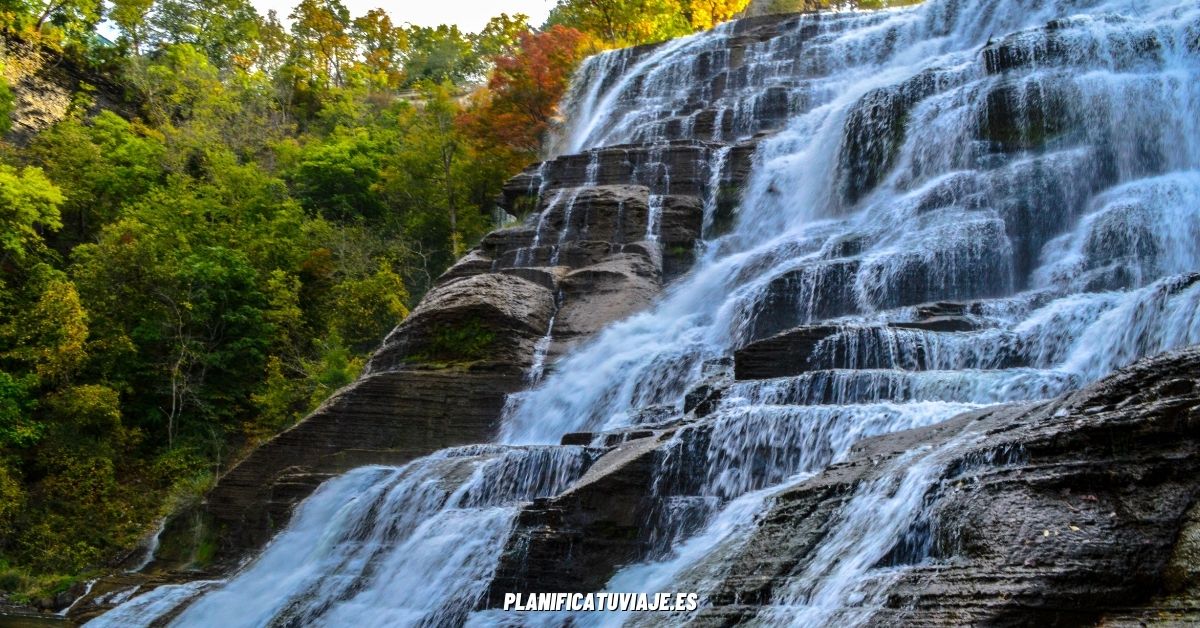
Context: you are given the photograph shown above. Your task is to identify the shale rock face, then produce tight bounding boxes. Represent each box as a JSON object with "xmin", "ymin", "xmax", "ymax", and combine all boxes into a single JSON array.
[
  {"xmin": 368, "ymin": 273, "xmax": 556, "ymax": 371},
  {"xmin": 706, "ymin": 347, "xmax": 1200, "ymax": 625},
  {"xmin": 201, "ymin": 370, "xmax": 522, "ymax": 554},
  {"xmin": 1, "ymin": 36, "xmax": 128, "ymax": 143},
  {"xmin": 487, "ymin": 434, "xmax": 667, "ymax": 601}
]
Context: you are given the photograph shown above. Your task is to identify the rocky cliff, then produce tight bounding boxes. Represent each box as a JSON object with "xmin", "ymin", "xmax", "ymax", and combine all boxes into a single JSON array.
[
  {"xmin": 79, "ymin": 0, "xmax": 1200, "ymax": 624},
  {"xmin": 1, "ymin": 36, "xmax": 127, "ymax": 143},
  {"xmin": 165, "ymin": 121, "xmax": 754, "ymax": 571}
]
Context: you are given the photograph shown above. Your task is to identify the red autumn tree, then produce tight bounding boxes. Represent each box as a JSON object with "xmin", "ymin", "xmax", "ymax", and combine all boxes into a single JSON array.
[{"xmin": 466, "ymin": 25, "xmax": 589, "ymax": 160}]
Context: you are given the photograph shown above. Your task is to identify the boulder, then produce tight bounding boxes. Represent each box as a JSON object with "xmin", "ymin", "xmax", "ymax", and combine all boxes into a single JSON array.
[{"xmin": 368, "ymin": 273, "xmax": 555, "ymax": 372}]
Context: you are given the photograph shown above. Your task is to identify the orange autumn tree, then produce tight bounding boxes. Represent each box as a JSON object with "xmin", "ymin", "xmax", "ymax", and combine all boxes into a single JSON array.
[{"xmin": 464, "ymin": 24, "xmax": 589, "ymax": 170}]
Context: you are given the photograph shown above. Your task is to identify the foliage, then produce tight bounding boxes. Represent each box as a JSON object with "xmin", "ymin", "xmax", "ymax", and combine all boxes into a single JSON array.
[
  {"xmin": 0, "ymin": 164, "xmax": 62, "ymax": 261},
  {"xmin": 0, "ymin": 71, "xmax": 12, "ymax": 136},
  {"xmin": 464, "ymin": 25, "xmax": 588, "ymax": 158},
  {"xmin": 414, "ymin": 318, "xmax": 497, "ymax": 364}
]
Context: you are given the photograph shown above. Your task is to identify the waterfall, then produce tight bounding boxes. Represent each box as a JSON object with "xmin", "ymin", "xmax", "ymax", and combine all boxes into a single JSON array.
[{"xmin": 95, "ymin": 0, "xmax": 1200, "ymax": 625}]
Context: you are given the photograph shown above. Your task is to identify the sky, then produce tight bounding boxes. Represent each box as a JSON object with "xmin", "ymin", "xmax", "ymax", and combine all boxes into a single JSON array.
[{"xmin": 250, "ymin": 0, "xmax": 557, "ymax": 33}]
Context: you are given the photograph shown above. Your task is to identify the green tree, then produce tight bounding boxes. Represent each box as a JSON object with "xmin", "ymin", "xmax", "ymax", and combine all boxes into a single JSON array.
[
  {"xmin": 328, "ymin": 264, "xmax": 409, "ymax": 350},
  {"xmin": 401, "ymin": 24, "xmax": 481, "ymax": 86},
  {"xmin": 26, "ymin": 0, "xmax": 101, "ymax": 37},
  {"xmin": 473, "ymin": 13, "xmax": 530, "ymax": 59},
  {"xmin": 149, "ymin": 0, "xmax": 261, "ymax": 68},
  {"xmin": 380, "ymin": 83, "xmax": 483, "ymax": 259},
  {"xmin": 289, "ymin": 0, "xmax": 353, "ymax": 87},
  {"xmin": 547, "ymin": 0, "xmax": 690, "ymax": 46},
  {"xmin": 109, "ymin": 0, "xmax": 153, "ymax": 52},
  {"xmin": 0, "ymin": 165, "xmax": 63, "ymax": 263},
  {"xmin": 351, "ymin": 8, "xmax": 405, "ymax": 87},
  {"xmin": 287, "ymin": 128, "xmax": 385, "ymax": 221},
  {"xmin": 26, "ymin": 111, "xmax": 164, "ymax": 246}
]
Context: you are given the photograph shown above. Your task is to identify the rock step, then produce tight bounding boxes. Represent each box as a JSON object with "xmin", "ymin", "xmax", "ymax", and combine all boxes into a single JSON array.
[
  {"xmin": 734, "ymin": 320, "xmax": 1020, "ymax": 380},
  {"xmin": 723, "ymin": 367, "xmax": 1078, "ymax": 406},
  {"xmin": 501, "ymin": 140, "xmax": 758, "ymax": 220}
]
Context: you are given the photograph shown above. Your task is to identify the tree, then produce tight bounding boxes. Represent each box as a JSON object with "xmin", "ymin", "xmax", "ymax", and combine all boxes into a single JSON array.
[
  {"xmin": 30, "ymin": 0, "xmax": 101, "ymax": 35},
  {"xmin": 683, "ymin": 0, "xmax": 751, "ymax": 30},
  {"xmin": 401, "ymin": 24, "xmax": 481, "ymax": 86},
  {"xmin": 467, "ymin": 25, "xmax": 588, "ymax": 157},
  {"xmin": 7, "ymin": 278, "xmax": 89, "ymax": 384},
  {"xmin": 250, "ymin": 10, "xmax": 291, "ymax": 77},
  {"xmin": 547, "ymin": 0, "xmax": 690, "ymax": 46},
  {"xmin": 0, "ymin": 72, "xmax": 14, "ymax": 136},
  {"xmin": 287, "ymin": 128, "xmax": 386, "ymax": 221},
  {"xmin": 27, "ymin": 111, "xmax": 164, "ymax": 246},
  {"xmin": 351, "ymin": 8, "xmax": 405, "ymax": 88},
  {"xmin": 0, "ymin": 165, "xmax": 63, "ymax": 263},
  {"xmin": 380, "ymin": 83, "xmax": 473, "ymax": 258},
  {"xmin": 329, "ymin": 264, "xmax": 409, "ymax": 350},
  {"xmin": 149, "ymin": 0, "xmax": 261, "ymax": 68},
  {"xmin": 289, "ymin": 0, "xmax": 353, "ymax": 87},
  {"xmin": 473, "ymin": 13, "xmax": 530, "ymax": 59},
  {"xmin": 109, "ymin": 0, "xmax": 153, "ymax": 52},
  {"xmin": 0, "ymin": 0, "xmax": 621, "ymax": 596}
]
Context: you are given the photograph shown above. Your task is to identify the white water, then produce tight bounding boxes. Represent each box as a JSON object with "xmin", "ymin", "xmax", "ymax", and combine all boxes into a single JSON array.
[
  {"xmin": 97, "ymin": 0, "xmax": 1200, "ymax": 625},
  {"xmin": 92, "ymin": 447, "xmax": 591, "ymax": 627}
]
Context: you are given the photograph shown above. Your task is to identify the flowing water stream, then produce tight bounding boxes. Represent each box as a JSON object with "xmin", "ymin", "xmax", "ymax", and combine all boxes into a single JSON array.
[{"xmin": 94, "ymin": 0, "xmax": 1200, "ymax": 624}]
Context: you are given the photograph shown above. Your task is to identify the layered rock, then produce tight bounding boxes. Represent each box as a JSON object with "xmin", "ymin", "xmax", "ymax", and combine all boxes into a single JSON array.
[
  {"xmin": 77, "ymin": 2, "xmax": 1200, "ymax": 624},
  {"xmin": 494, "ymin": 346, "xmax": 1200, "ymax": 624},
  {"xmin": 1, "ymin": 35, "xmax": 128, "ymax": 143},
  {"xmin": 734, "ymin": 303, "xmax": 1002, "ymax": 379},
  {"xmin": 699, "ymin": 347, "xmax": 1200, "ymax": 624},
  {"xmin": 486, "ymin": 434, "xmax": 668, "ymax": 601}
]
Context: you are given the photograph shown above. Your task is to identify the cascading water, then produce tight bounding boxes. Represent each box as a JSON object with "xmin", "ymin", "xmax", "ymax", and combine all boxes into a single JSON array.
[
  {"xmin": 95, "ymin": 0, "xmax": 1200, "ymax": 625},
  {"xmin": 91, "ymin": 447, "xmax": 593, "ymax": 627}
]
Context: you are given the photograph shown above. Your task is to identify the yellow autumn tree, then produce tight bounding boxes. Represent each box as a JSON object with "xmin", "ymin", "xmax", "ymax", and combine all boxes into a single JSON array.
[
  {"xmin": 686, "ymin": 0, "xmax": 752, "ymax": 30},
  {"xmin": 19, "ymin": 279, "xmax": 90, "ymax": 384}
]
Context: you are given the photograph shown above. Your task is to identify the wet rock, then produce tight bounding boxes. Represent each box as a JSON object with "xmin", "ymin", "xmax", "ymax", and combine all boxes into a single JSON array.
[
  {"xmin": 859, "ymin": 217, "xmax": 1016, "ymax": 309},
  {"xmin": 982, "ymin": 26, "xmax": 1071, "ymax": 75},
  {"xmin": 551, "ymin": 251, "xmax": 662, "ymax": 358},
  {"xmin": 743, "ymin": 259, "xmax": 862, "ymax": 342},
  {"xmin": 976, "ymin": 74, "xmax": 1082, "ymax": 152},
  {"xmin": 201, "ymin": 368, "xmax": 525, "ymax": 562},
  {"xmin": 561, "ymin": 432, "xmax": 594, "ymax": 446},
  {"xmin": 837, "ymin": 68, "xmax": 955, "ymax": 206},
  {"xmin": 982, "ymin": 18, "xmax": 1166, "ymax": 76},
  {"xmin": 503, "ymin": 143, "xmax": 714, "ymax": 204},
  {"xmin": 626, "ymin": 404, "xmax": 681, "ymax": 427},
  {"xmin": 486, "ymin": 436, "xmax": 665, "ymax": 603},
  {"xmin": 684, "ymin": 358, "xmax": 734, "ymax": 417},
  {"xmin": 693, "ymin": 346, "xmax": 1200, "ymax": 624},
  {"xmin": 734, "ymin": 324, "xmax": 843, "ymax": 379}
]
